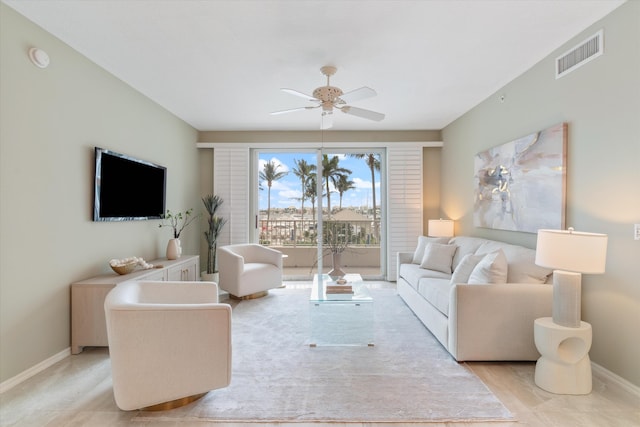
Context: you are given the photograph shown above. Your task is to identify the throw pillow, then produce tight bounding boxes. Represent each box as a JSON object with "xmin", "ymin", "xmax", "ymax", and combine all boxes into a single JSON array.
[
  {"xmin": 412, "ymin": 236, "xmax": 449, "ymax": 264},
  {"xmin": 450, "ymin": 253, "xmax": 485, "ymax": 284},
  {"xmin": 468, "ymin": 249, "xmax": 508, "ymax": 284},
  {"xmin": 419, "ymin": 243, "xmax": 458, "ymax": 274}
]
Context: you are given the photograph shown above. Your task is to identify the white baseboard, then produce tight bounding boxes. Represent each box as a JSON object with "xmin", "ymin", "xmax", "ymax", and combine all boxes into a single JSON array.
[
  {"xmin": 0, "ymin": 348, "xmax": 71, "ymax": 394},
  {"xmin": 592, "ymin": 361, "xmax": 640, "ymax": 398}
]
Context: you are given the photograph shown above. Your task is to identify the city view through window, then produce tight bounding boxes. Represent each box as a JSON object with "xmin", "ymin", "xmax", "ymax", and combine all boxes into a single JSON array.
[{"xmin": 257, "ymin": 151, "xmax": 383, "ymax": 278}]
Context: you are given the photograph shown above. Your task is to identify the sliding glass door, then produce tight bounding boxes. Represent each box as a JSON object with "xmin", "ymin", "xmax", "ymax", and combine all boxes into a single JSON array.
[{"xmin": 254, "ymin": 148, "xmax": 384, "ymax": 280}]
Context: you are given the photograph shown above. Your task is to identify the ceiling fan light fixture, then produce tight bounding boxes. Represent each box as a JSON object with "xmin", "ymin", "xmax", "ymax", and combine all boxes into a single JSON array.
[
  {"xmin": 313, "ymin": 86, "xmax": 343, "ymax": 101},
  {"xmin": 271, "ymin": 65, "xmax": 384, "ymax": 129}
]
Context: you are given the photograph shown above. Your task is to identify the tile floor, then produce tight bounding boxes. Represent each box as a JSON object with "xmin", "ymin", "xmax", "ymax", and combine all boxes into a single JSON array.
[{"xmin": 1, "ymin": 282, "xmax": 638, "ymax": 427}]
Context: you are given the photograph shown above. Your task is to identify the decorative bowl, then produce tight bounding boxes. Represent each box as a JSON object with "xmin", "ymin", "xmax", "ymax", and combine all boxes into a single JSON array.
[{"xmin": 111, "ymin": 261, "xmax": 137, "ymax": 275}]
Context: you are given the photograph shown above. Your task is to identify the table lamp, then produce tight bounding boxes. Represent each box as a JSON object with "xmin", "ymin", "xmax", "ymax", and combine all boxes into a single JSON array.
[
  {"xmin": 535, "ymin": 228, "xmax": 608, "ymax": 328},
  {"xmin": 533, "ymin": 227, "xmax": 607, "ymax": 395},
  {"xmin": 428, "ymin": 219, "xmax": 454, "ymax": 238}
]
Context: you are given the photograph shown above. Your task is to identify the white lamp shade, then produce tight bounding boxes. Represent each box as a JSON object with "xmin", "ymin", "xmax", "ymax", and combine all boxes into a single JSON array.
[
  {"xmin": 428, "ymin": 219, "xmax": 454, "ymax": 237},
  {"xmin": 535, "ymin": 229, "xmax": 608, "ymax": 274}
]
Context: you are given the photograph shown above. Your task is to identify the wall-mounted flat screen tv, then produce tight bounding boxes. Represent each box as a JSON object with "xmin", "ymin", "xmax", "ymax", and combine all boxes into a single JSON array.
[{"xmin": 93, "ymin": 147, "xmax": 166, "ymax": 221}]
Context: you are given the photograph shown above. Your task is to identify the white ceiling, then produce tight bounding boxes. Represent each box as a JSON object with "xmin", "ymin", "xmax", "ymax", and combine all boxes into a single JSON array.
[{"xmin": 4, "ymin": 0, "xmax": 625, "ymax": 131}]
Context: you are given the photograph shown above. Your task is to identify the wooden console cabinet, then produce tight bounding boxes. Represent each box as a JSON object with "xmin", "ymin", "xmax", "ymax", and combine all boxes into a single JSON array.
[{"xmin": 70, "ymin": 255, "xmax": 199, "ymax": 354}]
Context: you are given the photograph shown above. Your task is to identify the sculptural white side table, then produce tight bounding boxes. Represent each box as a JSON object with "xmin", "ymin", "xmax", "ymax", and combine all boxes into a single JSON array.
[{"xmin": 534, "ymin": 317, "xmax": 593, "ymax": 394}]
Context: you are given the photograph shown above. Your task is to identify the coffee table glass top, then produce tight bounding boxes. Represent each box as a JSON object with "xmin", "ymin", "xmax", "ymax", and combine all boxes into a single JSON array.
[{"xmin": 309, "ymin": 273, "xmax": 372, "ymax": 303}]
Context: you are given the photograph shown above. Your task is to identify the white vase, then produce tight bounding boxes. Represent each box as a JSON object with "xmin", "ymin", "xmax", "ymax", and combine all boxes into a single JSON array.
[{"xmin": 166, "ymin": 238, "xmax": 181, "ymax": 260}]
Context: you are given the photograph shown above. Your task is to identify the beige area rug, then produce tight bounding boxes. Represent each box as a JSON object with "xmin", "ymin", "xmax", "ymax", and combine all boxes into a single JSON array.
[{"xmin": 136, "ymin": 287, "xmax": 514, "ymax": 423}]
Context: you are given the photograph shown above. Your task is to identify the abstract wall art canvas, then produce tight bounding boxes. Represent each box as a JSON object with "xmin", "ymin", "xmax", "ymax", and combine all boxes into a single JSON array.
[{"xmin": 473, "ymin": 123, "xmax": 567, "ymax": 233}]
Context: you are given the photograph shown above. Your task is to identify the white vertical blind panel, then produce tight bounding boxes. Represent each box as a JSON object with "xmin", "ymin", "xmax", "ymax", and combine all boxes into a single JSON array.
[
  {"xmin": 213, "ymin": 147, "xmax": 249, "ymax": 245},
  {"xmin": 387, "ymin": 146, "xmax": 423, "ymax": 281}
]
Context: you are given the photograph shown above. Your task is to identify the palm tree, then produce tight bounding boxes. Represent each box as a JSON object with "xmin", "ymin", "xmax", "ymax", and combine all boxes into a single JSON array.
[
  {"xmin": 304, "ymin": 173, "xmax": 317, "ymax": 240},
  {"xmin": 322, "ymin": 154, "xmax": 351, "ymax": 219},
  {"xmin": 292, "ymin": 159, "xmax": 316, "ymax": 222},
  {"xmin": 336, "ymin": 174, "xmax": 356, "ymax": 210},
  {"xmin": 259, "ymin": 160, "xmax": 287, "ymax": 223},
  {"xmin": 350, "ymin": 153, "xmax": 380, "ymax": 241}
]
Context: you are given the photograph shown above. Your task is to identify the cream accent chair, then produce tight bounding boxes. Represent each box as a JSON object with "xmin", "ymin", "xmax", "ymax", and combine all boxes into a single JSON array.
[
  {"xmin": 104, "ymin": 281, "xmax": 232, "ymax": 411},
  {"xmin": 218, "ymin": 243, "xmax": 283, "ymax": 299}
]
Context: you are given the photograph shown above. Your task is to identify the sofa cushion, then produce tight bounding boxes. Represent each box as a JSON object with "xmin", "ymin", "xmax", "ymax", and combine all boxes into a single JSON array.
[
  {"xmin": 450, "ymin": 253, "xmax": 485, "ymax": 284},
  {"xmin": 468, "ymin": 249, "xmax": 508, "ymax": 284},
  {"xmin": 412, "ymin": 236, "xmax": 450, "ymax": 264},
  {"xmin": 475, "ymin": 241, "xmax": 552, "ymax": 284},
  {"xmin": 420, "ymin": 243, "xmax": 458, "ymax": 273},
  {"xmin": 448, "ymin": 236, "xmax": 490, "ymax": 271},
  {"xmin": 417, "ymin": 278, "xmax": 452, "ymax": 316},
  {"xmin": 400, "ymin": 263, "xmax": 451, "ymax": 289}
]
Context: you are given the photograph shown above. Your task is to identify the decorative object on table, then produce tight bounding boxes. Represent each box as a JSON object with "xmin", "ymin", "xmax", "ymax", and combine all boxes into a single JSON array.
[
  {"xmin": 323, "ymin": 220, "xmax": 352, "ymax": 278},
  {"xmin": 166, "ymin": 238, "xmax": 181, "ymax": 260},
  {"xmin": 325, "ymin": 277, "xmax": 354, "ymax": 300},
  {"xmin": 427, "ymin": 219, "xmax": 454, "ymax": 237},
  {"xmin": 326, "ymin": 286, "xmax": 353, "ymax": 295},
  {"xmin": 109, "ymin": 257, "xmax": 155, "ymax": 275},
  {"xmin": 473, "ymin": 122, "xmax": 567, "ymax": 233},
  {"xmin": 159, "ymin": 208, "xmax": 199, "ymax": 260},
  {"xmin": 201, "ymin": 195, "xmax": 227, "ymax": 282},
  {"xmin": 534, "ymin": 227, "xmax": 608, "ymax": 394},
  {"xmin": 326, "ymin": 283, "xmax": 353, "ymax": 294}
]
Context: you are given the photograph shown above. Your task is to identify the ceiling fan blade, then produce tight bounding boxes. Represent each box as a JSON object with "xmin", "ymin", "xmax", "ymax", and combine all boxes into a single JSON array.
[
  {"xmin": 281, "ymin": 88, "xmax": 319, "ymax": 102},
  {"xmin": 270, "ymin": 106, "xmax": 318, "ymax": 115},
  {"xmin": 321, "ymin": 111, "xmax": 333, "ymax": 129},
  {"xmin": 338, "ymin": 86, "xmax": 377, "ymax": 104},
  {"xmin": 341, "ymin": 106, "xmax": 385, "ymax": 122}
]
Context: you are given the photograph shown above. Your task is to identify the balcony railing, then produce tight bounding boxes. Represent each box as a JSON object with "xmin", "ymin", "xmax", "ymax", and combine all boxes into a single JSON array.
[
  {"xmin": 259, "ymin": 219, "xmax": 382, "ymax": 276},
  {"xmin": 259, "ymin": 219, "xmax": 380, "ymax": 248}
]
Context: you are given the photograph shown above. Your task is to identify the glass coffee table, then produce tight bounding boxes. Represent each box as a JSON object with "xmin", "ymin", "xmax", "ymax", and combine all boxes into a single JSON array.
[{"xmin": 309, "ymin": 273, "xmax": 374, "ymax": 347}]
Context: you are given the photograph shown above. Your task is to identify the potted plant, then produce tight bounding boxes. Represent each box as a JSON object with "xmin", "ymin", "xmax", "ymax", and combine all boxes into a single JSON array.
[
  {"xmin": 159, "ymin": 208, "xmax": 199, "ymax": 260},
  {"xmin": 201, "ymin": 195, "xmax": 227, "ymax": 282},
  {"xmin": 322, "ymin": 221, "xmax": 352, "ymax": 278}
]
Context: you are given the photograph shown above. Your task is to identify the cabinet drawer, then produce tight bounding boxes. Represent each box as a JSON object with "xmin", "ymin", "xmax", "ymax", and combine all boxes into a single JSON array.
[
  {"xmin": 143, "ymin": 269, "xmax": 166, "ymax": 281},
  {"xmin": 167, "ymin": 259, "xmax": 197, "ymax": 281}
]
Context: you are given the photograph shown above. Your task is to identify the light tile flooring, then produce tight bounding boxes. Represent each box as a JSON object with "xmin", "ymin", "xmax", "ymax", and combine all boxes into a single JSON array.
[{"xmin": 1, "ymin": 282, "xmax": 638, "ymax": 427}]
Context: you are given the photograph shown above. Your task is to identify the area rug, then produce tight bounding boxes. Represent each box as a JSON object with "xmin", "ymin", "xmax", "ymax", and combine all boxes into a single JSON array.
[{"xmin": 135, "ymin": 287, "xmax": 514, "ymax": 423}]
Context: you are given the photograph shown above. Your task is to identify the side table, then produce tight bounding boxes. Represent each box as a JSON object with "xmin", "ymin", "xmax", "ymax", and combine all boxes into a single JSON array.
[{"xmin": 533, "ymin": 317, "xmax": 592, "ymax": 394}]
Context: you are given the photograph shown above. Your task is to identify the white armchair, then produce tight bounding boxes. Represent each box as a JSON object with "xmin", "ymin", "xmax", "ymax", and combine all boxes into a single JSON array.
[
  {"xmin": 218, "ymin": 243, "xmax": 283, "ymax": 299},
  {"xmin": 104, "ymin": 281, "xmax": 232, "ymax": 411}
]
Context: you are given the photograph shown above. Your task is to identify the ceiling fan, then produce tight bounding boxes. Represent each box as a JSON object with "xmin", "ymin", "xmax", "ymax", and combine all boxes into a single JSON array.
[{"xmin": 270, "ymin": 66, "xmax": 385, "ymax": 129}]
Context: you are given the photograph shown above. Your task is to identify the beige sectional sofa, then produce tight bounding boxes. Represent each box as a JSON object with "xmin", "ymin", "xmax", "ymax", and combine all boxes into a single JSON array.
[{"xmin": 397, "ymin": 236, "xmax": 554, "ymax": 361}]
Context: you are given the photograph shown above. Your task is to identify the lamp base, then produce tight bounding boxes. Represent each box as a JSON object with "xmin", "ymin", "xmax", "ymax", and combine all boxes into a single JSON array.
[
  {"xmin": 534, "ymin": 317, "xmax": 593, "ymax": 394},
  {"xmin": 552, "ymin": 270, "xmax": 582, "ymax": 328}
]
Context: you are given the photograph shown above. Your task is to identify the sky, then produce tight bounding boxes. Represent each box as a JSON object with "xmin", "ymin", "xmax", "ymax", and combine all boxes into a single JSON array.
[{"xmin": 258, "ymin": 151, "xmax": 381, "ymax": 211}]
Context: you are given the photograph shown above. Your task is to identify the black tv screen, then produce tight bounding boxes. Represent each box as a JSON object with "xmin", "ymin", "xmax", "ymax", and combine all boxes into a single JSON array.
[{"xmin": 93, "ymin": 147, "xmax": 166, "ymax": 221}]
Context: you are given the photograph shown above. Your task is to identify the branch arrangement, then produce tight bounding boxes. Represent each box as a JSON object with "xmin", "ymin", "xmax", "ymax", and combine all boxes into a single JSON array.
[{"xmin": 159, "ymin": 208, "xmax": 199, "ymax": 239}]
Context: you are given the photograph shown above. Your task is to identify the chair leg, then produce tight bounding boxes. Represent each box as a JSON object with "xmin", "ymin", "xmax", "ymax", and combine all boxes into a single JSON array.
[
  {"xmin": 142, "ymin": 392, "xmax": 207, "ymax": 411},
  {"xmin": 229, "ymin": 290, "xmax": 269, "ymax": 300}
]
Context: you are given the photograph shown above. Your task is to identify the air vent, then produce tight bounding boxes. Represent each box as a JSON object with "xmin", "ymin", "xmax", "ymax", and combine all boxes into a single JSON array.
[{"xmin": 556, "ymin": 30, "xmax": 603, "ymax": 79}]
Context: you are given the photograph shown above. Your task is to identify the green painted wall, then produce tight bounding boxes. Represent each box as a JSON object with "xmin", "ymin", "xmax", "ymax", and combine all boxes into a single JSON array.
[
  {"xmin": 0, "ymin": 4, "xmax": 199, "ymax": 383},
  {"xmin": 442, "ymin": 1, "xmax": 640, "ymax": 386}
]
